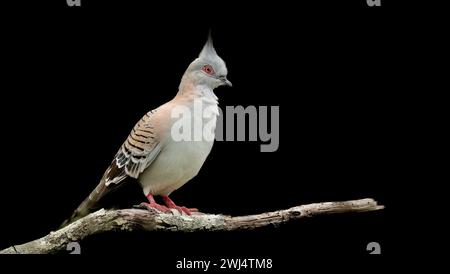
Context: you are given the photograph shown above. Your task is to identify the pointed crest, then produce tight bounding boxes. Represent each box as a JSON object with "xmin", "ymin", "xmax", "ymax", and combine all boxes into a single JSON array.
[{"xmin": 199, "ymin": 31, "xmax": 218, "ymax": 60}]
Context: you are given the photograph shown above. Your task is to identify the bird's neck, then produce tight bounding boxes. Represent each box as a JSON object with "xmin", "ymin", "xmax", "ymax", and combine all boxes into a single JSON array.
[
  {"xmin": 176, "ymin": 79, "xmax": 218, "ymax": 105},
  {"xmin": 174, "ymin": 78, "xmax": 220, "ymax": 143}
]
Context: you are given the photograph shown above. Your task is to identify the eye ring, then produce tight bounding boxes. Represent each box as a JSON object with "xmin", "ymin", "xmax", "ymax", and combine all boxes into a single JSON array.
[{"xmin": 202, "ymin": 65, "xmax": 215, "ymax": 75}]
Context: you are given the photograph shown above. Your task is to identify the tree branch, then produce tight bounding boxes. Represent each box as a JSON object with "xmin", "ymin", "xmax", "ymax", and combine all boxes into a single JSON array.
[{"xmin": 0, "ymin": 198, "xmax": 383, "ymax": 254}]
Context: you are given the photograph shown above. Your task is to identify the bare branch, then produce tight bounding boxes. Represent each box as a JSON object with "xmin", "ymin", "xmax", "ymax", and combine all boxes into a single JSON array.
[{"xmin": 0, "ymin": 198, "xmax": 384, "ymax": 254}]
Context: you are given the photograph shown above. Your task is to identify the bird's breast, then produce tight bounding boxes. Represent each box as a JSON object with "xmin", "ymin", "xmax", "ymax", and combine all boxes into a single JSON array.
[{"xmin": 138, "ymin": 99, "xmax": 218, "ymax": 195}]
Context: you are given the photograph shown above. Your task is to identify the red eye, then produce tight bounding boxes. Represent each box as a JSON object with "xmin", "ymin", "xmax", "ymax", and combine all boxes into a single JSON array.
[{"xmin": 202, "ymin": 65, "xmax": 214, "ymax": 75}]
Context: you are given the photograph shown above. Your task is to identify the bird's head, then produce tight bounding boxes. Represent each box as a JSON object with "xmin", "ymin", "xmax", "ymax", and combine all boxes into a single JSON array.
[{"xmin": 182, "ymin": 34, "xmax": 232, "ymax": 89}]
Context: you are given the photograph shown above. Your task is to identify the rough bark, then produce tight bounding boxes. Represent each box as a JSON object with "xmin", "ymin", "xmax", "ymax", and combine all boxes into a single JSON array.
[{"xmin": 0, "ymin": 198, "xmax": 383, "ymax": 254}]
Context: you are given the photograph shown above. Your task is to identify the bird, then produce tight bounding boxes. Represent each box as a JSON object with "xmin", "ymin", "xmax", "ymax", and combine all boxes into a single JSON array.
[{"xmin": 62, "ymin": 33, "xmax": 231, "ymax": 226}]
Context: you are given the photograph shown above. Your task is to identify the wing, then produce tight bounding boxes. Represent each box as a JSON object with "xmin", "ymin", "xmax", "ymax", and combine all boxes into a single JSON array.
[
  {"xmin": 62, "ymin": 110, "xmax": 163, "ymax": 227},
  {"xmin": 106, "ymin": 109, "xmax": 162, "ymax": 185}
]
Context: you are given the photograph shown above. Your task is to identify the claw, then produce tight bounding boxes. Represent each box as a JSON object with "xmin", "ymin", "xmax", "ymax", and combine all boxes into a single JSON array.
[
  {"xmin": 161, "ymin": 196, "xmax": 197, "ymax": 215},
  {"xmin": 138, "ymin": 194, "xmax": 171, "ymax": 213},
  {"xmin": 138, "ymin": 202, "xmax": 170, "ymax": 213}
]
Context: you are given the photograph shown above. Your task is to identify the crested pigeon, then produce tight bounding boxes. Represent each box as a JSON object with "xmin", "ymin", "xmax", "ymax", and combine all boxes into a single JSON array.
[{"xmin": 63, "ymin": 34, "xmax": 231, "ymax": 226}]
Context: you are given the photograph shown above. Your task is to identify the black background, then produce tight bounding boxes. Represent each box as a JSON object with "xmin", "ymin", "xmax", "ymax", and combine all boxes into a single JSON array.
[{"xmin": 0, "ymin": 0, "xmax": 409, "ymax": 270}]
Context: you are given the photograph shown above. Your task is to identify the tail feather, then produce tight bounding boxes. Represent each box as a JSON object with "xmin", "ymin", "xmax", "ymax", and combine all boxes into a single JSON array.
[
  {"xmin": 60, "ymin": 179, "xmax": 110, "ymax": 228},
  {"xmin": 60, "ymin": 163, "xmax": 128, "ymax": 228},
  {"xmin": 61, "ymin": 149, "xmax": 133, "ymax": 228}
]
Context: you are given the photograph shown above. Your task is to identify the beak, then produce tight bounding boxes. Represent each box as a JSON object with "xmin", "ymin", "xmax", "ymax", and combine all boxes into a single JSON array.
[{"xmin": 220, "ymin": 76, "xmax": 232, "ymax": 87}]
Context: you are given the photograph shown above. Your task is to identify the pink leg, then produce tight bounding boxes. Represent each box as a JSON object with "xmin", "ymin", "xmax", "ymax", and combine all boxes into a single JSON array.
[
  {"xmin": 139, "ymin": 194, "xmax": 170, "ymax": 213},
  {"xmin": 161, "ymin": 196, "xmax": 198, "ymax": 215}
]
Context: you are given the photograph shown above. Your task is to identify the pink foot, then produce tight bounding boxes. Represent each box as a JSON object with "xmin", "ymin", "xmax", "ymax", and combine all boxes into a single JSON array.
[
  {"xmin": 139, "ymin": 194, "xmax": 170, "ymax": 213},
  {"xmin": 139, "ymin": 202, "xmax": 170, "ymax": 213},
  {"xmin": 162, "ymin": 196, "xmax": 198, "ymax": 216}
]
